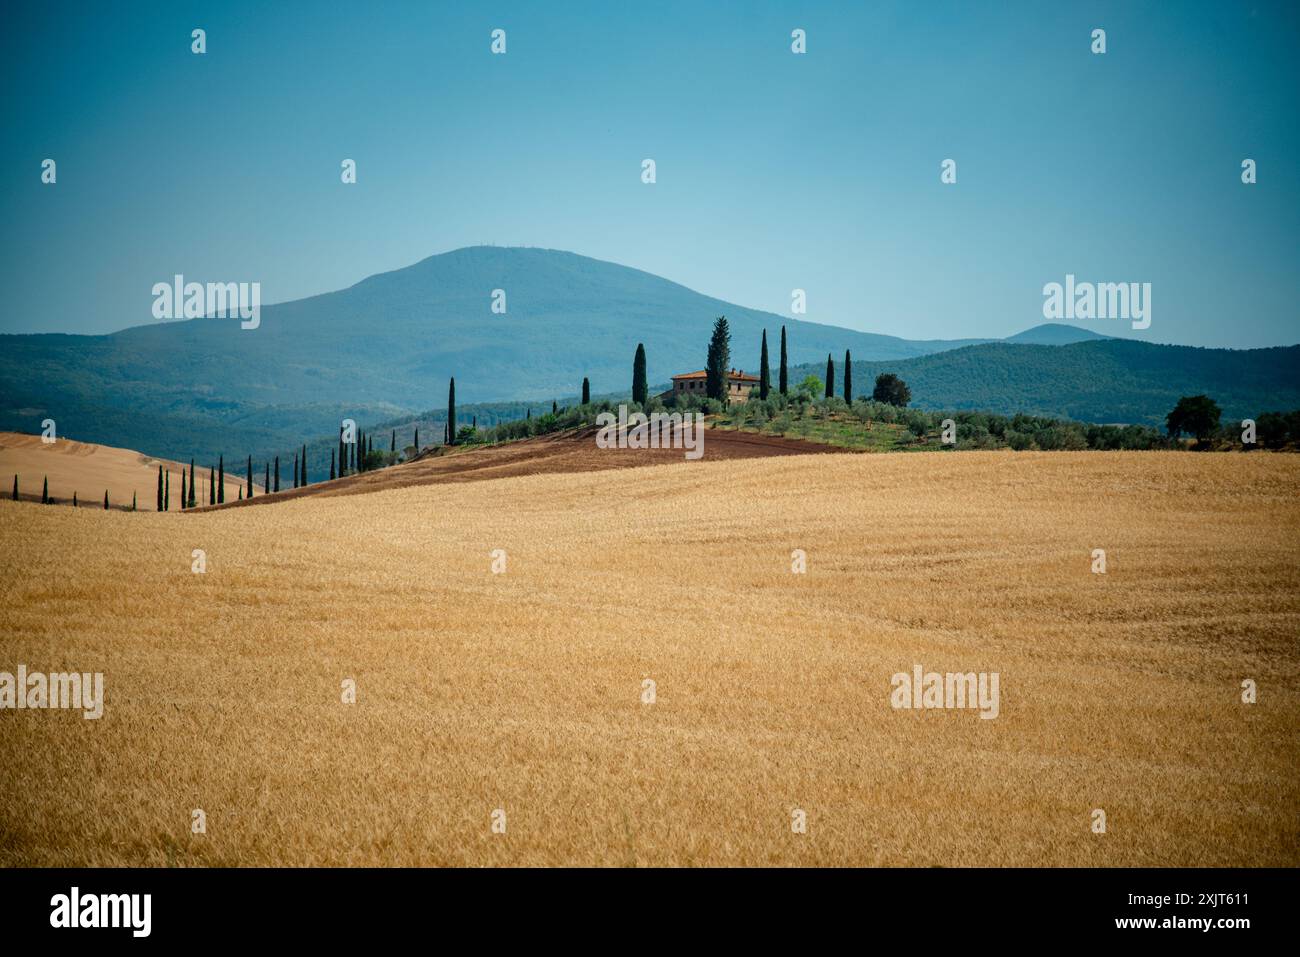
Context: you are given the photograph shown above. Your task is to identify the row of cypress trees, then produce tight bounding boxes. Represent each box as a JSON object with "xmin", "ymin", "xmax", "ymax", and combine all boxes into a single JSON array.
[{"xmin": 10, "ymin": 475, "xmax": 134, "ymax": 510}]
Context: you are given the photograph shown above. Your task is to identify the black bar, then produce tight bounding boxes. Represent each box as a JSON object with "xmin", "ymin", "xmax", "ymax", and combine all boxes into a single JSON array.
[{"xmin": 0, "ymin": 867, "xmax": 1284, "ymax": 943}]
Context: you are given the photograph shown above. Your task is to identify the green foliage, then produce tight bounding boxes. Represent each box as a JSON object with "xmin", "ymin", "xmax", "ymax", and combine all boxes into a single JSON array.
[
  {"xmin": 1166, "ymin": 394, "xmax": 1221, "ymax": 443},
  {"xmin": 447, "ymin": 378, "xmax": 457, "ymax": 446},
  {"xmin": 779, "ymin": 326, "xmax": 788, "ymax": 396},
  {"xmin": 873, "ymin": 373, "xmax": 911, "ymax": 407},
  {"xmin": 705, "ymin": 316, "xmax": 731, "ymax": 401},
  {"xmin": 632, "ymin": 344, "xmax": 648, "ymax": 405},
  {"xmin": 797, "ymin": 374, "xmax": 822, "ymax": 398}
]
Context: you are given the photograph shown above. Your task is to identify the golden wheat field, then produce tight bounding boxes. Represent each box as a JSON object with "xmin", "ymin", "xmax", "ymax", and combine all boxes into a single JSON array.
[{"xmin": 1, "ymin": 450, "xmax": 1297, "ymax": 867}]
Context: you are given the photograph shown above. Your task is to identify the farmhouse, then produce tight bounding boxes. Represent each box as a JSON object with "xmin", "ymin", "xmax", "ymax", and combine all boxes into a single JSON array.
[{"xmin": 665, "ymin": 369, "xmax": 761, "ymax": 404}]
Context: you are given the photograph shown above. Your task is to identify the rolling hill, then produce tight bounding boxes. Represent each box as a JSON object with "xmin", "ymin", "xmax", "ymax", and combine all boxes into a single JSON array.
[
  {"xmin": 0, "ymin": 247, "xmax": 984, "ymax": 458},
  {"xmin": 791, "ymin": 339, "xmax": 1300, "ymax": 426},
  {"xmin": 1, "ymin": 246, "xmax": 1294, "ymax": 465}
]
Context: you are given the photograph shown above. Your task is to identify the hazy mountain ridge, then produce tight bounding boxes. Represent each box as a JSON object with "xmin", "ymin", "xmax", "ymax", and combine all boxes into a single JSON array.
[
  {"xmin": 790, "ymin": 339, "xmax": 1300, "ymax": 426},
  {"xmin": 1, "ymin": 246, "xmax": 1286, "ymax": 465}
]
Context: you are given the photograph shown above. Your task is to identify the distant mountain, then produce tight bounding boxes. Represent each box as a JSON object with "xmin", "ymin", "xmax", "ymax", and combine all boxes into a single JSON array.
[
  {"xmin": 2, "ymin": 247, "xmax": 1292, "ymax": 467},
  {"xmin": 0, "ymin": 246, "xmax": 992, "ymax": 466},
  {"xmin": 791, "ymin": 340, "xmax": 1300, "ymax": 426},
  {"xmin": 1003, "ymin": 323, "xmax": 1109, "ymax": 345}
]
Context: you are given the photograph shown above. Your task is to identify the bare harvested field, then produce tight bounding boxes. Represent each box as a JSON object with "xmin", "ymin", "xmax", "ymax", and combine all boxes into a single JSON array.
[
  {"xmin": 205, "ymin": 425, "xmax": 849, "ymax": 510},
  {"xmin": 0, "ymin": 432, "xmax": 259, "ymax": 510},
  {"xmin": 1, "ymin": 451, "xmax": 1297, "ymax": 866}
]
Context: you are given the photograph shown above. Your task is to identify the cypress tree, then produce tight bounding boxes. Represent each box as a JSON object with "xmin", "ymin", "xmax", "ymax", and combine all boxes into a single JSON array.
[
  {"xmin": 208, "ymin": 466, "xmax": 214, "ymax": 505},
  {"xmin": 632, "ymin": 344, "xmax": 648, "ymax": 405},
  {"xmin": 156, "ymin": 467, "xmax": 163, "ymax": 511},
  {"xmin": 180, "ymin": 470, "xmax": 187, "ymax": 510},
  {"xmin": 165, "ymin": 471, "xmax": 170, "ymax": 510},
  {"xmin": 11, "ymin": 474, "xmax": 17, "ymax": 501},
  {"xmin": 73, "ymin": 491, "xmax": 78, "ymax": 507},
  {"xmin": 264, "ymin": 462, "xmax": 270, "ymax": 493},
  {"xmin": 844, "ymin": 350, "xmax": 853, "ymax": 404},
  {"xmin": 414, "ymin": 427, "xmax": 419, "ymax": 454},
  {"xmin": 582, "ymin": 377, "xmax": 590, "ymax": 405},
  {"xmin": 779, "ymin": 326, "xmax": 788, "ymax": 395},
  {"xmin": 759, "ymin": 330, "xmax": 771, "ymax": 400},
  {"xmin": 552, "ymin": 399, "xmax": 557, "ymax": 415},
  {"xmin": 274, "ymin": 457, "xmax": 280, "ymax": 493},
  {"xmin": 218, "ymin": 455, "xmax": 225, "ymax": 504},
  {"xmin": 526, "ymin": 408, "xmax": 530, "ymax": 420},
  {"xmin": 444, "ymin": 422, "xmax": 448, "ymax": 444},
  {"xmin": 43, "ymin": 476, "xmax": 49, "ymax": 505},
  {"xmin": 302, "ymin": 445, "xmax": 308, "ymax": 485},
  {"xmin": 104, "ymin": 490, "xmax": 109, "ymax": 510},
  {"xmin": 391, "ymin": 430, "xmax": 395, "ymax": 453},
  {"xmin": 447, "ymin": 378, "xmax": 457, "ymax": 445},
  {"xmin": 238, "ymin": 486, "xmax": 243, "ymax": 501},
  {"xmin": 132, "ymin": 491, "xmax": 137, "ymax": 512},
  {"xmin": 825, "ymin": 355, "xmax": 834, "ymax": 399},
  {"xmin": 705, "ymin": 317, "xmax": 731, "ymax": 402},
  {"xmin": 338, "ymin": 429, "xmax": 346, "ymax": 477},
  {"xmin": 189, "ymin": 460, "xmax": 196, "ymax": 508},
  {"xmin": 472, "ymin": 415, "xmax": 476, "ymax": 431},
  {"xmin": 330, "ymin": 448, "xmax": 336, "ymax": 480},
  {"xmin": 247, "ymin": 456, "xmax": 253, "ymax": 498},
  {"xmin": 293, "ymin": 453, "xmax": 299, "ymax": 488}
]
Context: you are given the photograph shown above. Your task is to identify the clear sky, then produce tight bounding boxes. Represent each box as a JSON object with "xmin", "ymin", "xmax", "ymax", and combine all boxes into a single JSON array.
[{"xmin": 2, "ymin": 0, "xmax": 1296, "ymax": 347}]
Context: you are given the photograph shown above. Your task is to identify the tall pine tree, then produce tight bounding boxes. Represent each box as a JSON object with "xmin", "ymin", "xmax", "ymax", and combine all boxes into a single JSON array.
[
  {"xmin": 825, "ymin": 355, "xmax": 834, "ymax": 399},
  {"xmin": 274, "ymin": 456, "xmax": 280, "ymax": 493},
  {"xmin": 188, "ymin": 460, "xmax": 196, "ymax": 508},
  {"xmin": 447, "ymin": 378, "xmax": 457, "ymax": 446},
  {"xmin": 156, "ymin": 467, "xmax": 162, "ymax": 511},
  {"xmin": 844, "ymin": 350, "xmax": 852, "ymax": 404},
  {"xmin": 779, "ymin": 326, "xmax": 788, "ymax": 396},
  {"xmin": 293, "ymin": 453, "xmax": 299, "ymax": 488},
  {"xmin": 330, "ymin": 448, "xmax": 336, "ymax": 480},
  {"xmin": 264, "ymin": 462, "xmax": 270, "ymax": 494},
  {"xmin": 218, "ymin": 455, "xmax": 225, "ymax": 504},
  {"xmin": 582, "ymin": 377, "xmax": 590, "ymax": 405},
  {"xmin": 705, "ymin": 316, "xmax": 731, "ymax": 402},
  {"xmin": 180, "ymin": 469, "xmax": 187, "ymax": 510},
  {"xmin": 208, "ymin": 466, "xmax": 214, "ymax": 504},
  {"xmin": 247, "ymin": 455, "xmax": 253, "ymax": 498},
  {"xmin": 759, "ymin": 330, "xmax": 771, "ymax": 400},
  {"xmin": 632, "ymin": 344, "xmax": 648, "ymax": 405},
  {"xmin": 164, "ymin": 471, "xmax": 170, "ymax": 510}
]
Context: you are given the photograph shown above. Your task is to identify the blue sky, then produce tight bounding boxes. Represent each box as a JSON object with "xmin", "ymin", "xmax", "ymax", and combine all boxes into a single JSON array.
[{"xmin": 2, "ymin": 0, "xmax": 1296, "ymax": 347}]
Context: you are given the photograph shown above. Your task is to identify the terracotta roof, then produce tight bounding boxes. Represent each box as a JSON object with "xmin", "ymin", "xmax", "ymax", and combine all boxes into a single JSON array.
[{"xmin": 671, "ymin": 369, "xmax": 760, "ymax": 382}]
